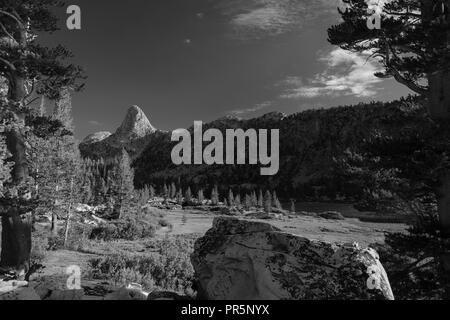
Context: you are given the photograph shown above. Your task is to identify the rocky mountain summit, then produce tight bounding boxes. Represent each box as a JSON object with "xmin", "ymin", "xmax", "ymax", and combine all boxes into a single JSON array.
[
  {"xmin": 80, "ymin": 105, "xmax": 158, "ymax": 159},
  {"xmin": 113, "ymin": 105, "xmax": 156, "ymax": 142}
]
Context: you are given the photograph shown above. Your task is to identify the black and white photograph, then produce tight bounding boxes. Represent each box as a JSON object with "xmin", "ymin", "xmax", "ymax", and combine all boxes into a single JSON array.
[{"xmin": 0, "ymin": 0, "xmax": 450, "ymax": 305}]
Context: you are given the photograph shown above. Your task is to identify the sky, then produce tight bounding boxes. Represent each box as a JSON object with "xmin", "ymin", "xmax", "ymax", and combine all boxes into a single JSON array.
[{"xmin": 40, "ymin": 0, "xmax": 412, "ymax": 139}]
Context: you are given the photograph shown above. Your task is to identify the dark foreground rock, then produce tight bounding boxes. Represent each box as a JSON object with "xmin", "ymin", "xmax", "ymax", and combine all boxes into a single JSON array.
[{"xmin": 191, "ymin": 217, "xmax": 394, "ymax": 300}]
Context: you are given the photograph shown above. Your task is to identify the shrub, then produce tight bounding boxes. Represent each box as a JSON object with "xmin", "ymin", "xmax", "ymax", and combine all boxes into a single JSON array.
[
  {"xmin": 158, "ymin": 218, "xmax": 171, "ymax": 228},
  {"xmin": 31, "ymin": 230, "xmax": 49, "ymax": 265},
  {"xmin": 89, "ymin": 236, "xmax": 196, "ymax": 295},
  {"xmin": 90, "ymin": 217, "xmax": 156, "ymax": 241}
]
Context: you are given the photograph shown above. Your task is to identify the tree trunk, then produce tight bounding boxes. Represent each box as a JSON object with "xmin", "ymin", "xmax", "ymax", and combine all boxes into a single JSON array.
[
  {"xmin": 1, "ymin": 62, "xmax": 32, "ymax": 274},
  {"xmin": 0, "ymin": 127, "xmax": 32, "ymax": 275},
  {"xmin": 51, "ymin": 212, "xmax": 58, "ymax": 237},
  {"xmin": 438, "ymin": 175, "xmax": 450, "ymax": 237},
  {"xmin": 63, "ymin": 203, "xmax": 72, "ymax": 248},
  {"xmin": 63, "ymin": 179, "xmax": 74, "ymax": 248},
  {"xmin": 8, "ymin": 73, "xmax": 26, "ymax": 104},
  {"xmin": 424, "ymin": 0, "xmax": 450, "ymax": 236},
  {"xmin": 1, "ymin": 213, "xmax": 32, "ymax": 276},
  {"xmin": 428, "ymin": 71, "xmax": 450, "ymax": 119},
  {"xmin": 428, "ymin": 70, "xmax": 450, "ymax": 235}
]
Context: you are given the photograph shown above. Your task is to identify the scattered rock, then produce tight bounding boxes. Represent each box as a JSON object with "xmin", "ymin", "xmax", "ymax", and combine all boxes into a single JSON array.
[
  {"xmin": 0, "ymin": 280, "xmax": 28, "ymax": 295},
  {"xmin": 191, "ymin": 217, "xmax": 394, "ymax": 300},
  {"xmin": 298, "ymin": 211, "xmax": 319, "ymax": 218},
  {"xmin": 104, "ymin": 284, "xmax": 148, "ymax": 300},
  {"xmin": 318, "ymin": 211, "xmax": 345, "ymax": 220},
  {"xmin": 271, "ymin": 208, "xmax": 288, "ymax": 215},
  {"xmin": 147, "ymin": 291, "xmax": 190, "ymax": 300},
  {"xmin": 220, "ymin": 207, "xmax": 240, "ymax": 216},
  {"xmin": 0, "ymin": 286, "xmax": 40, "ymax": 300},
  {"xmin": 146, "ymin": 199, "xmax": 182, "ymax": 211}
]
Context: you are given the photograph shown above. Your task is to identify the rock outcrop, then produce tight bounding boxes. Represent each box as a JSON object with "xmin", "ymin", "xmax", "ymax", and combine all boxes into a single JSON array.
[
  {"xmin": 191, "ymin": 217, "xmax": 394, "ymax": 300},
  {"xmin": 81, "ymin": 131, "xmax": 112, "ymax": 145},
  {"xmin": 80, "ymin": 105, "xmax": 159, "ymax": 159},
  {"xmin": 104, "ymin": 284, "xmax": 148, "ymax": 300},
  {"xmin": 113, "ymin": 105, "xmax": 156, "ymax": 142}
]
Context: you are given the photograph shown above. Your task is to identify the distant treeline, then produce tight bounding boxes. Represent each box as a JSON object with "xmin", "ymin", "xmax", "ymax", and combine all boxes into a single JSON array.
[{"xmin": 132, "ymin": 96, "xmax": 428, "ymax": 201}]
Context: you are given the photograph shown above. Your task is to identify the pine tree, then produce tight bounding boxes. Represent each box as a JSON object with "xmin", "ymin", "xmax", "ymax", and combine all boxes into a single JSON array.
[
  {"xmin": 273, "ymin": 191, "xmax": 282, "ymax": 210},
  {"xmin": 328, "ymin": 0, "xmax": 450, "ymax": 234},
  {"xmin": 53, "ymin": 88, "xmax": 74, "ymax": 132},
  {"xmin": 264, "ymin": 191, "xmax": 272, "ymax": 214},
  {"xmin": 245, "ymin": 194, "xmax": 252, "ymax": 210},
  {"xmin": 198, "ymin": 189, "xmax": 204, "ymax": 204},
  {"xmin": 228, "ymin": 189, "xmax": 234, "ymax": 207},
  {"xmin": 258, "ymin": 190, "xmax": 264, "ymax": 208},
  {"xmin": 185, "ymin": 187, "xmax": 192, "ymax": 203},
  {"xmin": 251, "ymin": 191, "xmax": 258, "ymax": 207},
  {"xmin": 29, "ymin": 95, "xmax": 81, "ymax": 234},
  {"xmin": 176, "ymin": 189, "xmax": 183, "ymax": 205},
  {"xmin": 167, "ymin": 184, "xmax": 172, "ymax": 200},
  {"xmin": 109, "ymin": 149, "xmax": 135, "ymax": 218},
  {"xmin": 290, "ymin": 199, "xmax": 296, "ymax": 214},
  {"xmin": 137, "ymin": 185, "xmax": 150, "ymax": 206},
  {"xmin": 162, "ymin": 184, "xmax": 169, "ymax": 199},
  {"xmin": 170, "ymin": 182, "xmax": 177, "ymax": 199},
  {"xmin": 211, "ymin": 185, "xmax": 219, "ymax": 205},
  {"xmin": 149, "ymin": 185, "xmax": 155, "ymax": 198},
  {"xmin": 0, "ymin": 0, "xmax": 85, "ymax": 273},
  {"xmin": 234, "ymin": 194, "xmax": 241, "ymax": 207}
]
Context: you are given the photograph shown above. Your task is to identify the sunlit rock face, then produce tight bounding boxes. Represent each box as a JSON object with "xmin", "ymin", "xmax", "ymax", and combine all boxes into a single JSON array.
[
  {"xmin": 191, "ymin": 217, "xmax": 394, "ymax": 300},
  {"xmin": 81, "ymin": 132, "xmax": 112, "ymax": 145},
  {"xmin": 113, "ymin": 105, "xmax": 156, "ymax": 143},
  {"xmin": 80, "ymin": 105, "xmax": 159, "ymax": 159}
]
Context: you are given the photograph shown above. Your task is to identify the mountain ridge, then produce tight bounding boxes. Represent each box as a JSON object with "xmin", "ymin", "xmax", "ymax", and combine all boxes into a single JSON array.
[
  {"xmin": 80, "ymin": 96, "xmax": 425, "ymax": 201},
  {"xmin": 79, "ymin": 105, "xmax": 159, "ymax": 159}
]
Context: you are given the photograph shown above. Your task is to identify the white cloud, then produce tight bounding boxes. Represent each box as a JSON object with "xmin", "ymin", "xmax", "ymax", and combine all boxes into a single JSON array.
[
  {"xmin": 217, "ymin": 0, "xmax": 339, "ymax": 39},
  {"xmin": 281, "ymin": 48, "xmax": 383, "ymax": 99},
  {"xmin": 229, "ymin": 101, "xmax": 272, "ymax": 116},
  {"xmin": 89, "ymin": 120, "xmax": 102, "ymax": 126}
]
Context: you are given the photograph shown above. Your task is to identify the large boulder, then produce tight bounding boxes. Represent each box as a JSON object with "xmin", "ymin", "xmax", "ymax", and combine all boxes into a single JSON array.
[
  {"xmin": 0, "ymin": 281, "xmax": 41, "ymax": 300},
  {"xmin": 104, "ymin": 284, "xmax": 148, "ymax": 300},
  {"xmin": 191, "ymin": 217, "xmax": 394, "ymax": 300},
  {"xmin": 0, "ymin": 280, "xmax": 29, "ymax": 295}
]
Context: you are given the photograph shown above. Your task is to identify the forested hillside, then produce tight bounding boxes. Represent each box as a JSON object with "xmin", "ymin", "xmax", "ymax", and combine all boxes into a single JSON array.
[{"xmin": 131, "ymin": 96, "xmax": 428, "ymax": 202}]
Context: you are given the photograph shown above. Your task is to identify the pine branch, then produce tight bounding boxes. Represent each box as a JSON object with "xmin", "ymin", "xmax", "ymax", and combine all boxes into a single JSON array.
[
  {"xmin": 0, "ymin": 57, "xmax": 16, "ymax": 71},
  {"xmin": 0, "ymin": 10, "xmax": 25, "ymax": 29},
  {"xmin": 0, "ymin": 21, "xmax": 16, "ymax": 43}
]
